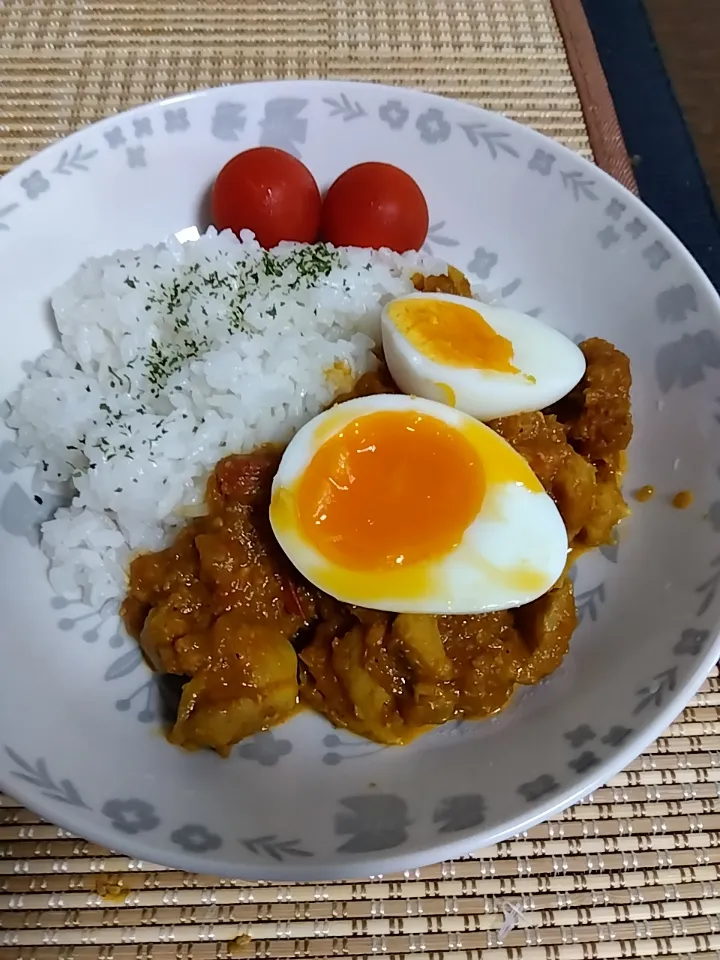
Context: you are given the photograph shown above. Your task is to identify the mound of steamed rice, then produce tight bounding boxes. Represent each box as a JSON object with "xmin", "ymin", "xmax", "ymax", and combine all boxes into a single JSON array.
[{"xmin": 5, "ymin": 229, "xmax": 450, "ymax": 605}]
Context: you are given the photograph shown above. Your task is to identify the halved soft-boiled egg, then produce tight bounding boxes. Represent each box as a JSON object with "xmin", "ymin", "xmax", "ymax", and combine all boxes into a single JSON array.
[
  {"xmin": 270, "ymin": 394, "xmax": 568, "ymax": 614},
  {"xmin": 381, "ymin": 292, "xmax": 586, "ymax": 420}
]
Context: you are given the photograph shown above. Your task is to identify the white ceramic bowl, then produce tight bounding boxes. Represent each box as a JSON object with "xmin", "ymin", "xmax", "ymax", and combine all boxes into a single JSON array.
[{"xmin": 2, "ymin": 81, "xmax": 720, "ymax": 880}]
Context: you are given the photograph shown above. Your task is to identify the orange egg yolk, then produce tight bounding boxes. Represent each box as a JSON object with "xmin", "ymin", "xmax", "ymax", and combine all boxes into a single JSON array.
[
  {"xmin": 296, "ymin": 410, "xmax": 485, "ymax": 571},
  {"xmin": 387, "ymin": 297, "xmax": 520, "ymax": 373}
]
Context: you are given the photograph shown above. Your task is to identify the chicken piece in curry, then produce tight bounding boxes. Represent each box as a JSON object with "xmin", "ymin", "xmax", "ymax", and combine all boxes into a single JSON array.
[{"xmin": 122, "ymin": 272, "xmax": 632, "ymax": 755}]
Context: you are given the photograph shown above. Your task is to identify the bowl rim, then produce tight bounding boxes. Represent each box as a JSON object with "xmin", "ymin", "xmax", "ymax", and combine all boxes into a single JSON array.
[{"xmin": 2, "ymin": 77, "xmax": 720, "ymax": 880}]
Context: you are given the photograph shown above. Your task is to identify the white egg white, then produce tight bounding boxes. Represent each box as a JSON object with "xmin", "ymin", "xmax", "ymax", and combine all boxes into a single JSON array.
[
  {"xmin": 270, "ymin": 394, "xmax": 569, "ymax": 615},
  {"xmin": 381, "ymin": 292, "xmax": 586, "ymax": 421}
]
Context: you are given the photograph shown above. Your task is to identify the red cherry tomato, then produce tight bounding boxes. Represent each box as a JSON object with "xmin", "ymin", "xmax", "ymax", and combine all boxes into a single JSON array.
[
  {"xmin": 212, "ymin": 147, "xmax": 322, "ymax": 248},
  {"xmin": 320, "ymin": 162, "xmax": 429, "ymax": 252}
]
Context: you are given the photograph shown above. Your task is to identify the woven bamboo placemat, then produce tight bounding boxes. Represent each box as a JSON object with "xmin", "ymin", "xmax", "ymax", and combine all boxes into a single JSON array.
[
  {"xmin": 2, "ymin": 668, "xmax": 720, "ymax": 959},
  {"xmin": 1, "ymin": 0, "xmax": 716, "ymax": 957},
  {"xmin": 0, "ymin": 0, "xmax": 595, "ymax": 173}
]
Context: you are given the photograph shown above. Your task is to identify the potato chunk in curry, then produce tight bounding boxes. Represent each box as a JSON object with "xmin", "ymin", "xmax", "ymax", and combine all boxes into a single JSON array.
[
  {"xmin": 122, "ymin": 447, "xmax": 313, "ymax": 756},
  {"xmin": 299, "ymin": 577, "xmax": 576, "ymax": 744},
  {"xmin": 172, "ymin": 613, "xmax": 298, "ymax": 755}
]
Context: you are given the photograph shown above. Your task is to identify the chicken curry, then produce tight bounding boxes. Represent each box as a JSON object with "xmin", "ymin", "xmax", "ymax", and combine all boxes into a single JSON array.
[{"xmin": 122, "ymin": 272, "xmax": 632, "ymax": 755}]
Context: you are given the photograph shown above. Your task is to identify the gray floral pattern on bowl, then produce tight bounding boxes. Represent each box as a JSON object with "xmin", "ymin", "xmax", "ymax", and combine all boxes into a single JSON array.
[
  {"xmin": 422, "ymin": 221, "xmax": 460, "ymax": 255},
  {"xmin": 54, "ymin": 144, "xmax": 98, "ymax": 175},
  {"xmin": 241, "ymin": 835, "xmax": 313, "ymax": 861},
  {"xmin": 323, "ymin": 93, "xmax": 366, "ymax": 122},
  {"xmin": 460, "ymin": 122, "xmax": 520, "ymax": 159},
  {"xmin": 171, "ymin": 823, "xmax": 223, "ymax": 853},
  {"xmin": 0, "ymin": 202, "xmax": 19, "ymax": 231},
  {"xmin": 212, "ymin": 102, "xmax": 247, "ymax": 141},
  {"xmin": 5, "ymin": 747, "xmax": 88, "ymax": 808},
  {"xmin": 259, "ymin": 98, "xmax": 309, "ymax": 157},
  {"xmin": 102, "ymin": 798, "xmax": 160, "ymax": 835},
  {"xmin": 335, "ymin": 795, "xmax": 411, "ymax": 853},
  {"xmin": 379, "ymin": 99, "xmax": 410, "ymax": 131},
  {"xmin": 416, "ymin": 108, "xmax": 451, "ymax": 144},
  {"xmin": 433, "ymin": 794, "xmax": 486, "ymax": 833},
  {"xmin": 236, "ymin": 731, "xmax": 293, "ymax": 766}
]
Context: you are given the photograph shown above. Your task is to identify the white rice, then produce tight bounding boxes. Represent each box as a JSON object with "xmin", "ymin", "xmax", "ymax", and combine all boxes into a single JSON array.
[{"xmin": 5, "ymin": 229, "xmax": 450, "ymax": 605}]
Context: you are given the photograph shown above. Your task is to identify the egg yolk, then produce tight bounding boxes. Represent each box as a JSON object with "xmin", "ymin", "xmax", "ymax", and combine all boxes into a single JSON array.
[
  {"xmin": 387, "ymin": 297, "xmax": 520, "ymax": 373},
  {"xmin": 296, "ymin": 410, "xmax": 485, "ymax": 571}
]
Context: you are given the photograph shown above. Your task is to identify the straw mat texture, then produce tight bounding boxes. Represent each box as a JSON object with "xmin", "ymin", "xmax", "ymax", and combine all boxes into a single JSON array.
[
  {"xmin": 0, "ymin": 0, "xmax": 592, "ymax": 174},
  {"xmin": 1, "ymin": 1, "xmax": 716, "ymax": 958}
]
